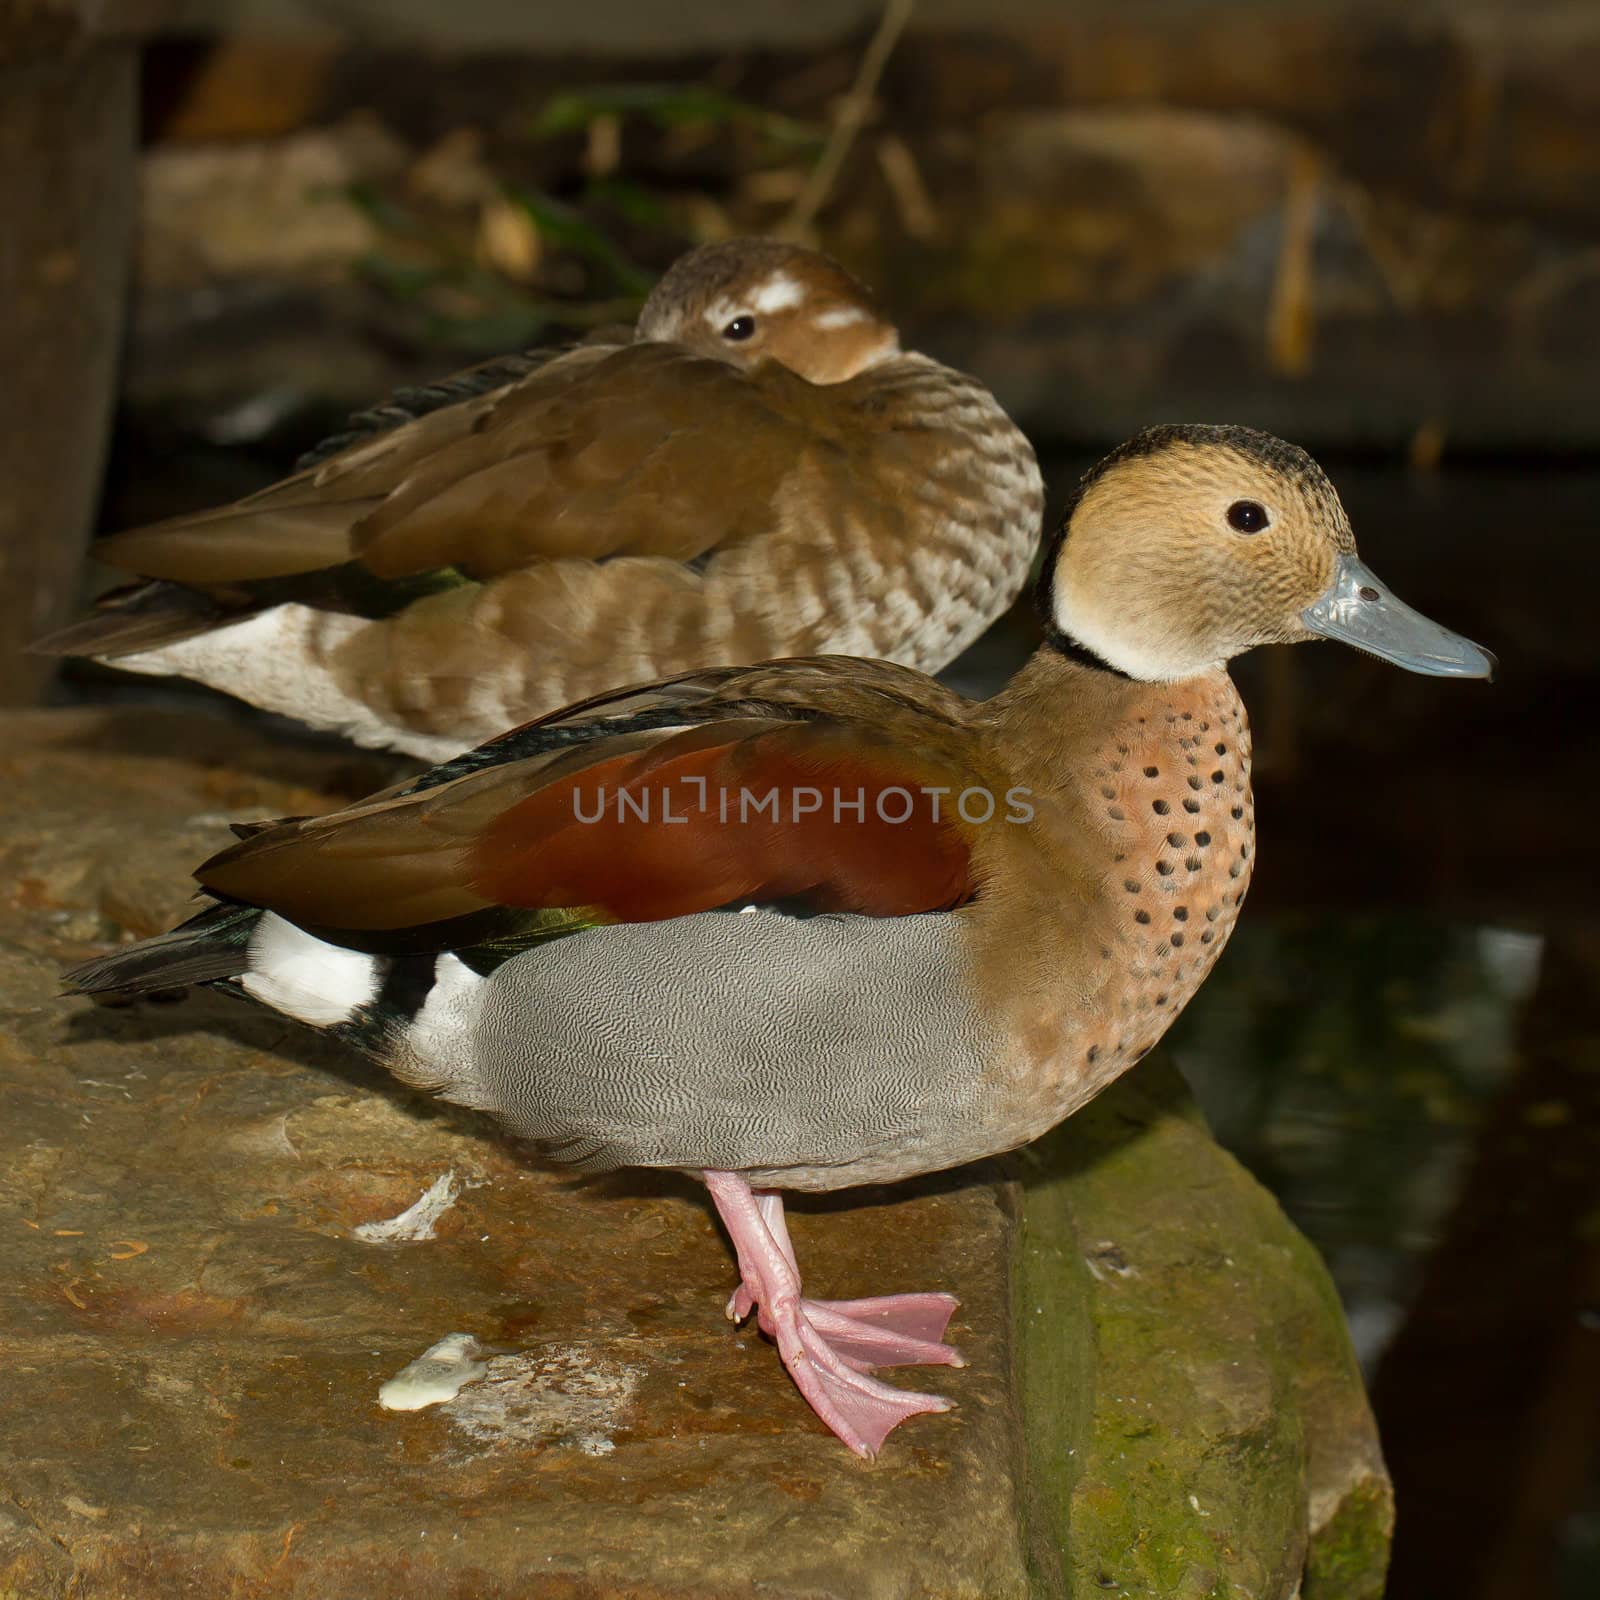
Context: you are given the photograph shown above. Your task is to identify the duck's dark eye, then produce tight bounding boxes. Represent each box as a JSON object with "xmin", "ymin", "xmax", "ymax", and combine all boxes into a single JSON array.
[
  {"xmin": 722, "ymin": 315, "xmax": 756, "ymax": 341},
  {"xmin": 1227, "ymin": 500, "xmax": 1270, "ymax": 534}
]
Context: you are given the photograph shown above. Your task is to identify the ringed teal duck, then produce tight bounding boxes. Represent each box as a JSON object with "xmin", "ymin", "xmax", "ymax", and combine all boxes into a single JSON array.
[
  {"xmin": 65, "ymin": 425, "xmax": 1492, "ymax": 1457},
  {"xmin": 39, "ymin": 238, "xmax": 1042, "ymax": 762}
]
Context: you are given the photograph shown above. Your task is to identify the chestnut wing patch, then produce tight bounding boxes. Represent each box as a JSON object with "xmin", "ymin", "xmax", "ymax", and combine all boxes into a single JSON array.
[
  {"xmin": 472, "ymin": 723, "xmax": 977, "ymax": 921},
  {"xmin": 198, "ymin": 717, "xmax": 979, "ymax": 950}
]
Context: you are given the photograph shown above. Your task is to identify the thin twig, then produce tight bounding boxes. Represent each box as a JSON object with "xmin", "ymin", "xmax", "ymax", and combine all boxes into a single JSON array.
[
  {"xmin": 1265, "ymin": 142, "xmax": 1321, "ymax": 377},
  {"xmin": 876, "ymin": 133, "xmax": 939, "ymax": 241},
  {"xmin": 779, "ymin": 0, "xmax": 915, "ymax": 241}
]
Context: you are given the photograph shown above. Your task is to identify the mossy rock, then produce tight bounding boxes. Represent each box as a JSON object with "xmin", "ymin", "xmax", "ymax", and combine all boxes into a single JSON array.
[{"xmin": 1014, "ymin": 1061, "xmax": 1392, "ymax": 1599}]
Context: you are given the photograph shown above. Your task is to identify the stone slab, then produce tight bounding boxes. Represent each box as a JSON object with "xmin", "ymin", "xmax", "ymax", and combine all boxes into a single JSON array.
[{"xmin": 0, "ymin": 709, "xmax": 1028, "ymax": 1599}]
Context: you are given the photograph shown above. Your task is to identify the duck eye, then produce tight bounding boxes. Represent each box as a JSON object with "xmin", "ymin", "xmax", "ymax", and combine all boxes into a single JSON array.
[
  {"xmin": 722, "ymin": 315, "xmax": 756, "ymax": 341},
  {"xmin": 1226, "ymin": 500, "xmax": 1270, "ymax": 534}
]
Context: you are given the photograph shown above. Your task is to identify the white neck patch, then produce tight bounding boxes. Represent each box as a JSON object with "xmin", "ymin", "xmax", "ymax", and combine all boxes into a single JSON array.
[{"xmin": 1052, "ymin": 577, "xmax": 1220, "ymax": 682}]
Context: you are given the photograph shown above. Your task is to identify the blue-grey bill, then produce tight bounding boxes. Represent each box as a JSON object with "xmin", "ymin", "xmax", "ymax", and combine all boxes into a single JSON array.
[{"xmin": 1301, "ymin": 555, "xmax": 1496, "ymax": 680}]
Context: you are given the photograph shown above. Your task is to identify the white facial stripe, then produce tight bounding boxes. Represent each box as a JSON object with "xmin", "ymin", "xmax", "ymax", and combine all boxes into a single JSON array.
[
  {"xmin": 242, "ymin": 912, "xmax": 379, "ymax": 1026},
  {"xmin": 750, "ymin": 273, "xmax": 805, "ymax": 313},
  {"xmin": 815, "ymin": 306, "xmax": 870, "ymax": 329},
  {"xmin": 701, "ymin": 296, "xmax": 742, "ymax": 331}
]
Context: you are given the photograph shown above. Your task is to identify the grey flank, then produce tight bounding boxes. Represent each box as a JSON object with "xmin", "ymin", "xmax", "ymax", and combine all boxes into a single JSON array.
[{"xmin": 464, "ymin": 909, "xmax": 999, "ymax": 1189}]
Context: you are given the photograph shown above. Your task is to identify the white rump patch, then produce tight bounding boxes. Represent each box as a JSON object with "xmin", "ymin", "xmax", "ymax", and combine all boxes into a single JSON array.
[
  {"xmin": 750, "ymin": 272, "xmax": 805, "ymax": 313},
  {"xmin": 354, "ymin": 1170, "xmax": 468, "ymax": 1243},
  {"xmin": 815, "ymin": 305, "xmax": 870, "ymax": 329},
  {"xmin": 378, "ymin": 1332, "xmax": 487, "ymax": 1411},
  {"xmin": 111, "ymin": 604, "xmax": 464, "ymax": 763},
  {"xmin": 241, "ymin": 912, "xmax": 378, "ymax": 1026}
]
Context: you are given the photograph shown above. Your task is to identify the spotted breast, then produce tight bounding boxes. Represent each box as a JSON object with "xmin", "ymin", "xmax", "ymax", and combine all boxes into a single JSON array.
[{"xmin": 1089, "ymin": 675, "xmax": 1255, "ymax": 1068}]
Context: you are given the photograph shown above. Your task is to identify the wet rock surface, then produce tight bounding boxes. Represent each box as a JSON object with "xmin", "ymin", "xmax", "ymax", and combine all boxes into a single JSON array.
[{"xmin": 0, "ymin": 709, "xmax": 1389, "ymax": 1597}]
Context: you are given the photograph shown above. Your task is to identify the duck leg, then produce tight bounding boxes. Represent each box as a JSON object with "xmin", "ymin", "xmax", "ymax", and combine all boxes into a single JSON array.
[
  {"xmin": 703, "ymin": 1169, "xmax": 961, "ymax": 1457},
  {"xmin": 726, "ymin": 1188, "xmax": 964, "ymax": 1361}
]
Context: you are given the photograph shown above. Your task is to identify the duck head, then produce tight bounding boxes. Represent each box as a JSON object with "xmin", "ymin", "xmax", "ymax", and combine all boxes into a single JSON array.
[
  {"xmin": 636, "ymin": 238, "xmax": 900, "ymax": 384},
  {"xmin": 1040, "ymin": 424, "xmax": 1495, "ymax": 682}
]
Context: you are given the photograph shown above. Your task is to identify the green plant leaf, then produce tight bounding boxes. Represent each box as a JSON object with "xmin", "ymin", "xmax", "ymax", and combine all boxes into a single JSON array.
[{"xmin": 504, "ymin": 187, "xmax": 655, "ymax": 297}]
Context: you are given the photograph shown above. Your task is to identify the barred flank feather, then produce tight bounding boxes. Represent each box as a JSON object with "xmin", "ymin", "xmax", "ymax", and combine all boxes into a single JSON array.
[{"xmin": 62, "ymin": 901, "xmax": 262, "ymax": 997}]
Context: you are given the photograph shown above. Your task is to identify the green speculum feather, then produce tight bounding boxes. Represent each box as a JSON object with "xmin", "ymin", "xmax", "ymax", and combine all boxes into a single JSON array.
[{"xmin": 331, "ymin": 561, "xmax": 476, "ymax": 620}]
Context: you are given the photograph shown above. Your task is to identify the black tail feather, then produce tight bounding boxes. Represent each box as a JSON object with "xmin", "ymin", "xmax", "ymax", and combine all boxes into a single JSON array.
[
  {"xmin": 30, "ymin": 580, "xmax": 255, "ymax": 659},
  {"xmin": 293, "ymin": 348, "xmax": 553, "ymax": 470},
  {"xmin": 63, "ymin": 901, "xmax": 262, "ymax": 997}
]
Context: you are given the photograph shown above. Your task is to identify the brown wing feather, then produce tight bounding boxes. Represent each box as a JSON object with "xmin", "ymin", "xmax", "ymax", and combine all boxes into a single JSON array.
[
  {"xmin": 87, "ymin": 343, "xmax": 828, "ymax": 591},
  {"xmin": 197, "ymin": 666, "xmax": 981, "ymax": 936},
  {"xmin": 313, "ymin": 357, "xmax": 1039, "ymax": 746},
  {"xmin": 347, "ymin": 347, "xmax": 825, "ymax": 580},
  {"xmin": 88, "ymin": 344, "xmax": 612, "ymax": 585},
  {"xmin": 89, "ymin": 501, "xmax": 381, "ymax": 586}
]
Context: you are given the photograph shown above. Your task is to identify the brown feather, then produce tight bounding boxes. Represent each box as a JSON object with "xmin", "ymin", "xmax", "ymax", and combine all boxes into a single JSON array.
[
  {"xmin": 196, "ymin": 660, "xmax": 983, "ymax": 934},
  {"xmin": 91, "ymin": 500, "xmax": 379, "ymax": 585},
  {"xmin": 311, "ymin": 355, "xmax": 1041, "ymax": 745},
  {"xmin": 347, "ymin": 347, "xmax": 822, "ymax": 580}
]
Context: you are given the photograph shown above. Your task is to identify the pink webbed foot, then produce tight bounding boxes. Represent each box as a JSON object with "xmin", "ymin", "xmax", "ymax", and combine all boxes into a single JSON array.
[
  {"xmin": 704, "ymin": 1171, "xmax": 963, "ymax": 1458},
  {"xmin": 804, "ymin": 1293, "xmax": 964, "ymax": 1369}
]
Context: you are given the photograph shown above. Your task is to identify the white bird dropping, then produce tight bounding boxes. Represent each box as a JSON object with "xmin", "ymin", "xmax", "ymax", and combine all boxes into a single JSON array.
[{"xmin": 378, "ymin": 1333, "xmax": 487, "ymax": 1411}]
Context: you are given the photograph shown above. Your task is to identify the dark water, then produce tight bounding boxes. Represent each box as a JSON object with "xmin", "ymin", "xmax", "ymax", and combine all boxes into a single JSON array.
[
  {"xmin": 964, "ymin": 458, "xmax": 1600, "ymax": 1600},
  {"xmin": 87, "ymin": 441, "xmax": 1598, "ymax": 1595}
]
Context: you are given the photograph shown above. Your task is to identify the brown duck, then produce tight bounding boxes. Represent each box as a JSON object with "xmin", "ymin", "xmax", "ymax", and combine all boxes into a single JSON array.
[
  {"xmin": 41, "ymin": 238, "xmax": 1043, "ymax": 761},
  {"xmin": 65, "ymin": 425, "xmax": 1492, "ymax": 1457}
]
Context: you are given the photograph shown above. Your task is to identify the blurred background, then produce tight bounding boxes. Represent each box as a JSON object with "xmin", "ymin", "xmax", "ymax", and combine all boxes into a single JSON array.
[{"xmin": 2, "ymin": 2, "xmax": 1595, "ymax": 1594}]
